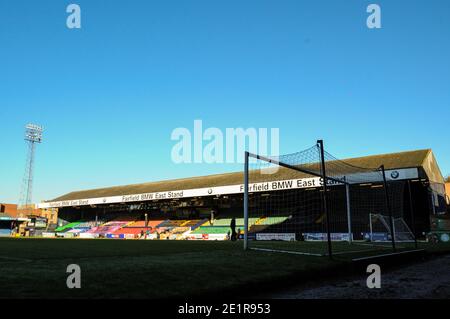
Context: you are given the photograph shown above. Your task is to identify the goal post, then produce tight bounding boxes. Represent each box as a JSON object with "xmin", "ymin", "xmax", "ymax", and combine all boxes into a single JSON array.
[
  {"xmin": 380, "ymin": 165, "xmax": 396, "ymax": 251},
  {"xmin": 317, "ymin": 139, "xmax": 332, "ymax": 258},
  {"xmin": 345, "ymin": 182, "xmax": 352, "ymax": 244}
]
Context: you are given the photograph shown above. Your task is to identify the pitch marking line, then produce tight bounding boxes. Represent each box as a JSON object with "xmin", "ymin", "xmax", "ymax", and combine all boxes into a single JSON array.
[
  {"xmin": 332, "ymin": 248, "xmax": 384, "ymax": 255},
  {"xmin": 0, "ymin": 256, "xmax": 33, "ymax": 262},
  {"xmin": 250, "ymin": 247, "xmax": 323, "ymax": 257}
]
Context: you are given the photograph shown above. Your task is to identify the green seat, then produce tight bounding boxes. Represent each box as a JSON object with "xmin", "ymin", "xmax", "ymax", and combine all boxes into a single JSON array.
[
  {"xmin": 55, "ymin": 221, "xmax": 81, "ymax": 232},
  {"xmin": 192, "ymin": 226, "xmax": 231, "ymax": 234}
]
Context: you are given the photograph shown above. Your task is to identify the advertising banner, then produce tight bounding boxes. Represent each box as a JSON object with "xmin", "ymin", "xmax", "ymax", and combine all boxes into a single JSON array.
[
  {"xmin": 303, "ymin": 233, "xmax": 351, "ymax": 241},
  {"xmin": 79, "ymin": 233, "xmax": 99, "ymax": 239},
  {"xmin": 256, "ymin": 233, "xmax": 296, "ymax": 241},
  {"xmin": 362, "ymin": 232, "xmax": 389, "ymax": 241},
  {"xmin": 42, "ymin": 232, "xmax": 56, "ymax": 238}
]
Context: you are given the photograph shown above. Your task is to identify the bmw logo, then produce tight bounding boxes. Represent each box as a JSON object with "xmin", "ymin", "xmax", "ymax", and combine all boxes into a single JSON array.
[
  {"xmin": 390, "ymin": 171, "xmax": 399, "ymax": 179},
  {"xmin": 208, "ymin": 189, "xmax": 213, "ymax": 195}
]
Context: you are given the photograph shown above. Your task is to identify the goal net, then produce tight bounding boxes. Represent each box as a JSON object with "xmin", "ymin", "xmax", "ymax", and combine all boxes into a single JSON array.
[
  {"xmin": 369, "ymin": 213, "xmax": 415, "ymax": 243},
  {"xmin": 243, "ymin": 141, "xmax": 412, "ymax": 257}
]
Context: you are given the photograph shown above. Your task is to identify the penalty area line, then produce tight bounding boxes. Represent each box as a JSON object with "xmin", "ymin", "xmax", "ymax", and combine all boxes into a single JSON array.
[
  {"xmin": 351, "ymin": 242, "xmax": 393, "ymax": 248},
  {"xmin": 351, "ymin": 249, "xmax": 425, "ymax": 262},
  {"xmin": 332, "ymin": 248, "xmax": 384, "ymax": 255},
  {"xmin": 0, "ymin": 256, "xmax": 33, "ymax": 262},
  {"xmin": 250, "ymin": 247, "xmax": 324, "ymax": 257}
]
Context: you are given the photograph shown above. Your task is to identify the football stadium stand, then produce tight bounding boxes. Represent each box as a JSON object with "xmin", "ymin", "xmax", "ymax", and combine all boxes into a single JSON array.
[
  {"xmin": 50, "ymin": 216, "xmax": 286, "ymax": 240},
  {"xmin": 157, "ymin": 220, "xmax": 189, "ymax": 228},
  {"xmin": 182, "ymin": 219, "xmax": 205, "ymax": 229},
  {"xmin": 33, "ymin": 148, "xmax": 446, "ymax": 243},
  {"xmin": 192, "ymin": 226, "xmax": 231, "ymax": 234},
  {"xmin": 111, "ymin": 220, "xmax": 165, "ymax": 238}
]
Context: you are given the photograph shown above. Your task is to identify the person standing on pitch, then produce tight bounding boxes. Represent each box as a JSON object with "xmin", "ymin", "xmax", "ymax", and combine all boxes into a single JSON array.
[{"xmin": 230, "ymin": 217, "xmax": 237, "ymax": 241}]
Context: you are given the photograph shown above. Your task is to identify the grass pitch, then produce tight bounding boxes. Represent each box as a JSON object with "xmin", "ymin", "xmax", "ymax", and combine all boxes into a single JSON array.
[{"xmin": 0, "ymin": 238, "xmax": 448, "ymax": 298}]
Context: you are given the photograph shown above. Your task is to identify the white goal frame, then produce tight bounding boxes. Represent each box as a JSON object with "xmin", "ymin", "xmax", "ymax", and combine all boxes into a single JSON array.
[{"xmin": 369, "ymin": 213, "xmax": 415, "ymax": 243}]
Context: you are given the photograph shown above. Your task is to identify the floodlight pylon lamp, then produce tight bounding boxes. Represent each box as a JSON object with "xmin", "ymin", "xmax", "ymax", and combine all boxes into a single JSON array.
[{"xmin": 24, "ymin": 123, "xmax": 44, "ymax": 143}]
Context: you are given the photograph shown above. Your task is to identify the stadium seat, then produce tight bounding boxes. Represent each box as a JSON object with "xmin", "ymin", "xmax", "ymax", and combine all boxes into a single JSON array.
[
  {"xmin": 55, "ymin": 221, "xmax": 82, "ymax": 232},
  {"xmin": 192, "ymin": 226, "xmax": 231, "ymax": 234}
]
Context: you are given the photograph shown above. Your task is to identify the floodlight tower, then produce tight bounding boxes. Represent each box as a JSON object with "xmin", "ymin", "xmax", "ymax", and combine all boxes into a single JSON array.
[{"xmin": 19, "ymin": 124, "xmax": 44, "ymax": 215}]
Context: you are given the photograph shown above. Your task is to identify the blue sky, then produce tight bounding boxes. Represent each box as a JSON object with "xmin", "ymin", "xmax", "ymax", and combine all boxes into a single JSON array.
[{"xmin": 0, "ymin": 0, "xmax": 449, "ymax": 204}]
